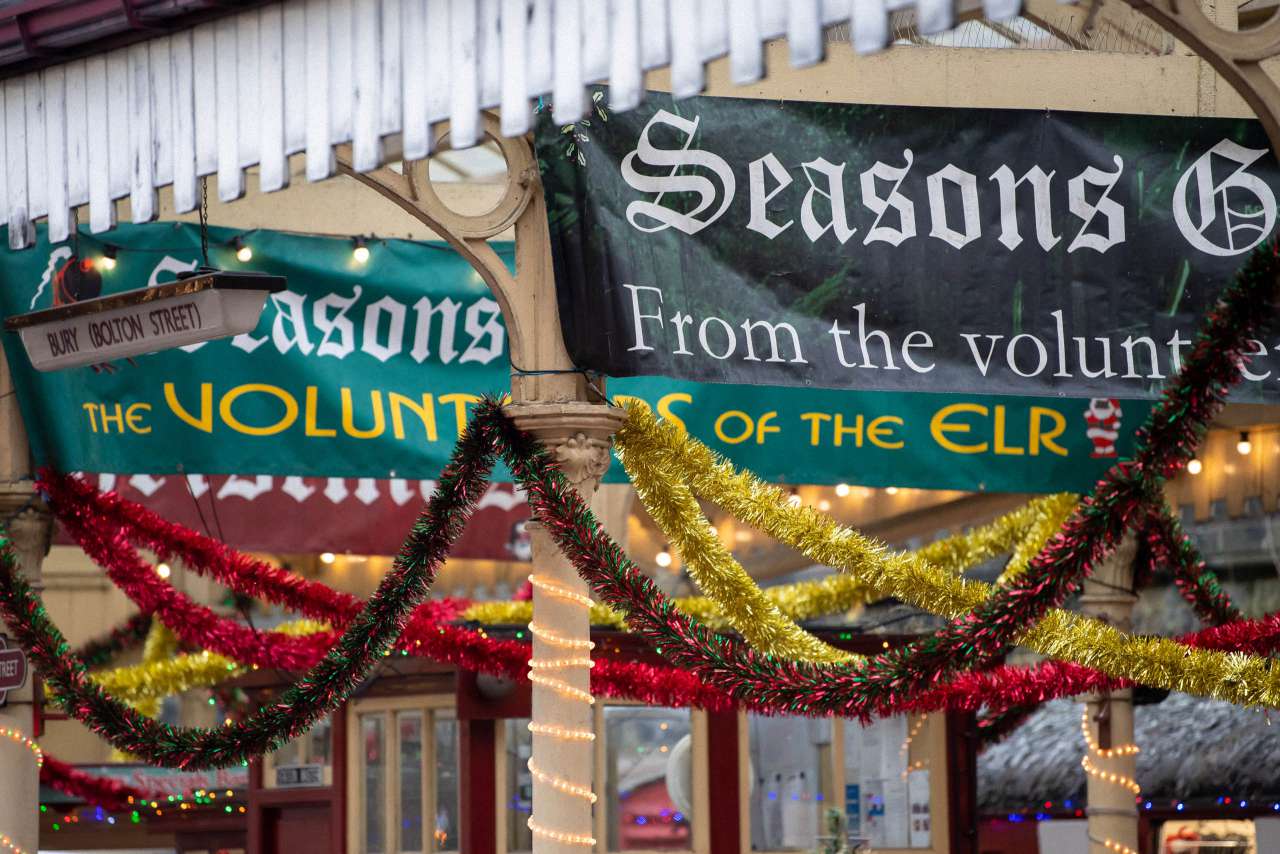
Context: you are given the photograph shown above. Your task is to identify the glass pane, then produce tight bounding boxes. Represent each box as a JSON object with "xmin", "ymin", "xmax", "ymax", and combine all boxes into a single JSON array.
[
  {"xmin": 845, "ymin": 716, "xmax": 910, "ymax": 849},
  {"xmin": 505, "ymin": 718, "xmax": 534, "ymax": 852},
  {"xmin": 604, "ymin": 706, "xmax": 693, "ymax": 851},
  {"xmin": 433, "ymin": 710, "xmax": 460, "ymax": 852},
  {"xmin": 748, "ymin": 715, "xmax": 829, "ymax": 851},
  {"xmin": 398, "ymin": 712, "xmax": 424, "ymax": 853},
  {"xmin": 362, "ymin": 714, "xmax": 387, "ymax": 854},
  {"xmin": 272, "ymin": 736, "xmax": 303, "ymax": 768},
  {"xmin": 310, "ymin": 713, "xmax": 333, "ymax": 767}
]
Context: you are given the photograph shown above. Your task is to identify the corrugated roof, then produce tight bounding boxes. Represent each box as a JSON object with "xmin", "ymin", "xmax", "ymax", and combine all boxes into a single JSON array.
[{"xmin": 979, "ymin": 695, "xmax": 1280, "ymax": 812}]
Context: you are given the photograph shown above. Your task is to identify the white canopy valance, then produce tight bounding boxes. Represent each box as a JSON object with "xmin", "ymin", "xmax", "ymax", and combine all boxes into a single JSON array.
[{"xmin": 0, "ymin": 0, "xmax": 1021, "ymax": 250}]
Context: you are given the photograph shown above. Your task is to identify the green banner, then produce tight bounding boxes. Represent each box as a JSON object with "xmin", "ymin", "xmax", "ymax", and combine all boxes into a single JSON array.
[{"xmin": 0, "ymin": 223, "xmax": 1149, "ymax": 492}]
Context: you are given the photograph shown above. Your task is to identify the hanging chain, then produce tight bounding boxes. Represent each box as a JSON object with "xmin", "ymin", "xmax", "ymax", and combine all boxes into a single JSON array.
[{"xmin": 199, "ymin": 176, "xmax": 210, "ymax": 268}]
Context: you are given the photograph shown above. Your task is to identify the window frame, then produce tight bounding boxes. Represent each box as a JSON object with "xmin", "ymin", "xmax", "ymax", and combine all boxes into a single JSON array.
[
  {"xmin": 596, "ymin": 701, "xmax": 711, "ymax": 854},
  {"xmin": 740, "ymin": 713, "xmax": 945, "ymax": 854},
  {"xmin": 261, "ymin": 711, "xmax": 335, "ymax": 790},
  {"xmin": 346, "ymin": 693, "xmax": 458, "ymax": 854},
  {"xmin": 494, "ymin": 700, "xmax": 712, "ymax": 854}
]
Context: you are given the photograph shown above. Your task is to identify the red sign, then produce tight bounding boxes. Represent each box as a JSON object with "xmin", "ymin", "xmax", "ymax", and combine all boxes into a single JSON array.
[
  {"xmin": 55, "ymin": 474, "xmax": 532, "ymax": 559},
  {"xmin": 0, "ymin": 635, "xmax": 28, "ymax": 705}
]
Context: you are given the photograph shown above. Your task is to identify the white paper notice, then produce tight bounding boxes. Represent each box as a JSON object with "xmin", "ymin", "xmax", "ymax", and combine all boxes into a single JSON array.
[
  {"xmin": 882, "ymin": 776, "xmax": 910, "ymax": 848},
  {"xmin": 908, "ymin": 769, "xmax": 932, "ymax": 848},
  {"xmin": 881, "ymin": 715, "xmax": 908, "ymax": 779}
]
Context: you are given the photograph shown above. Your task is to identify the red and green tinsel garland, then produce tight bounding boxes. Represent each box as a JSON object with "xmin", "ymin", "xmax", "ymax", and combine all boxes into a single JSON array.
[
  {"xmin": 50, "ymin": 462, "xmax": 1262, "ymax": 720},
  {"xmin": 42, "ymin": 468, "xmax": 735, "ymax": 713},
  {"xmin": 30, "ymin": 429, "xmax": 1280, "ymax": 727},
  {"xmin": 0, "ymin": 413, "xmax": 497, "ymax": 768},
  {"xmin": 7, "ymin": 400, "xmax": 1280, "ymax": 768}
]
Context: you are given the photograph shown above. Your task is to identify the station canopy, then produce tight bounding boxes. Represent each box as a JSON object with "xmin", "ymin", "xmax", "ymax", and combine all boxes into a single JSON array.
[{"xmin": 0, "ymin": 0, "xmax": 1022, "ymax": 250}]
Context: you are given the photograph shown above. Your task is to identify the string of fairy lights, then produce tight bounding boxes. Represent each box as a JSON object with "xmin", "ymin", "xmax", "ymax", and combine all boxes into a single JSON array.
[
  {"xmin": 84, "ymin": 231, "xmax": 377, "ymax": 274},
  {"xmin": 0, "ymin": 726, "xmax": 43, "ymax": 854},
  {"xmin": 1080, "ymin": 708, "xmax": 1142, "ymax": 854},
  {"xmin": 41, "ymin": 788, "xmax": 248, "ymax": 834},
  {"xmin": 900, "ymin": 714, "xmax": 929, "ymax": 779},
  {"xmin": 524, "ymin": 573, "xmax": 599, "ymax": 848}
]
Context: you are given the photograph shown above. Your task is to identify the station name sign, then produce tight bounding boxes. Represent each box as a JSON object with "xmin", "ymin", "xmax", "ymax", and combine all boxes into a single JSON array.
[
  {"xmin": 0, "ymin": 634, "xmax": 27, "ymax": 706},
  {"xmin": 4, "ymin": 271, "xmax": 285, "ymax": 372}
]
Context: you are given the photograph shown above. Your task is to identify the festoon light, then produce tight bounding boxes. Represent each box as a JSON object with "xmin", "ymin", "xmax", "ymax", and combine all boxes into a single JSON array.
[{"xmin": 525, "ymin": 573, "xmax": 598, "ymax": 847}]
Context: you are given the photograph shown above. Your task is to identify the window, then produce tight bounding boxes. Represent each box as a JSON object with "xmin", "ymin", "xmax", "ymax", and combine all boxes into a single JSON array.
[
  {"xmin": 603, "ymin": 706, "xmax": 694, "ymax": 851},
  {"xmin": 499, "ymin": 706, "xmax": 707, "ymax": 854},
  {"xmin": 843, "ymin": 715, "xmax": 934, "ymax": 849},
  {"xmin": 349, "ymin": 698, "xmax": 460, "ymax": 854},
  {"xmin": 748, "ymin": 715, "xmax": 832, "ymax": 851},
  {"xmin": 263, "ymin": 713, "xmax": 334, "ymax": 789},
  {"xmin": 503, "ymin": 719, "xmax": 533, "ymax": 853},
  {"xmin": 434, "ymin": 710, "xmax": 460, "ymax": 851}
]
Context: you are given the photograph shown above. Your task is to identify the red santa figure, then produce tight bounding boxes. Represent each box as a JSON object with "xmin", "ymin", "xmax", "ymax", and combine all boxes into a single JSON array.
[{"xmin": 1084, "ymin": 398, "xmax": 1123, "ymax": 458}]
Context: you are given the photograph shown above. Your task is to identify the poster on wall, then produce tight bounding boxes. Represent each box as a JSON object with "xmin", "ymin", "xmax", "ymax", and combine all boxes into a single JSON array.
[
  {"xmin": 0, "ymin": 224, "xmax": 1148, "ymax": 494},
  {"xmin": 537, "ymin": 91, "xmax": 1280, "ymax": 402},
  {"xmin": 908, "ymin": 769, "xmax": 932, "ymax": 849}
]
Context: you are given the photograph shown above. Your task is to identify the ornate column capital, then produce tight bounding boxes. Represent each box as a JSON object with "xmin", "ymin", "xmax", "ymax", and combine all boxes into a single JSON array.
[
  {"xmin": 505, "ymin": 402, "xmax": 627, "ymax": 492},
  {"xmin": 0, "ymin": 481, "xmax": 52, "ymax": 585}
]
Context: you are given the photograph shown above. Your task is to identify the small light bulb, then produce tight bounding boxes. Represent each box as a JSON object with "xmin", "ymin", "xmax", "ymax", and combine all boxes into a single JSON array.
[
  {"xmin": 1238, "ymin": 431, "xmax": 1252, "ymax": 456},
  {"xmin": 320, "ymin": 552, "xmax": 335, "ymax": 565},
  {"xmin": 655, "ymin": 547, "xmax": 673, "ymax": 568},
  {"xmin": 885, "ymin": 486, "xmax": 900, "ymax": 495},
  {"xmin": 156, "ymin": 563, "xmax": 171, "ymax": 579},
  {"xmin": 1187, "ymin": 458, "xmax": 1203, "ymax": 475},
  {"xmin": 98, "ymin": 255, "xmax": 117, "ymax": 271},
  {"xmin": 235, "ymin": 243, "xmax": 253, "ymax": 263},
  {"xmin": 817, "ymin": 498, "xmax": 831, "ymax": 512},
  {"xmin": 352, "ymin": 237, "xmax": 371, "ymax": 264},
  {"xmin": 835, "ymin": 483, "xmax": 851, "ymax": 497},
  {"xmin": 787, "ymin": 488, "xmax": 802, "ymax": 508}
]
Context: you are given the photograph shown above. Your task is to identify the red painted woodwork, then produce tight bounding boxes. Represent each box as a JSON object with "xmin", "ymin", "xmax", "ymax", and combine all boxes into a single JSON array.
[
  {"xmin": 977, "ymin": 817, "xmax": 1041, "ymax": 854},
  {"xmin": 332, "ymin": 704, "xmax": 348, "ymax": 852},
  {"xmin": 247, "ymin": 703, "xmax": 348, "ymax": 854},
  {"xmin": 947, "ymin": 710, "xmax": 980, "ymax": 854},
  {"xmin": 457, "ymin": 669, "xmax": 532, "ymax": 720},
  {"xmin": 259, "ymin": 803, "xmax": 332, "ymax": 854},
  {"xmin": 460, "ymin": 717, "xmax": 498, "ymax": 854},
  {"xmin": 705, "ymin": 709, "xmax": 742, "ymax": 854}
]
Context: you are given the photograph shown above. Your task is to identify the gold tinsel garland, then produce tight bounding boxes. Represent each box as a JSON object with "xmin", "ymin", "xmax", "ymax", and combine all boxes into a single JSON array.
[
  {"xmin": 92, "ymin": 619, "xmax": 328, "ymax": 703},
  {"xmin": 133, "ymin": 621, "xmax": 178, "ymax": 717},
  {"xmin": 621, "ymin": 423, "xmax": 856, "ymax": 662},
  {"xmin": 616, "ymin": 402, "xmax": 1280, "ymax": 707},
  {"xmin": 461, "ymin": 493, "xmax": 1075, "ymax": 634},
  {"xmin": 610, "ymin": 403, "xmax": 1075, "ymax": 662}
]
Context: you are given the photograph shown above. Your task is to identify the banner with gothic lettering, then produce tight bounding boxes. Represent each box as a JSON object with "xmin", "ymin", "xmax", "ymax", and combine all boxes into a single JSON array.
[{"xmin": 536, "ymin": 92, "xmax": 1280, "ymax": 400}]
